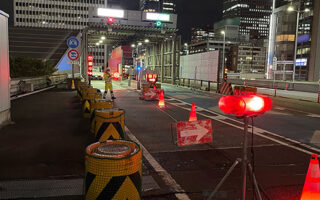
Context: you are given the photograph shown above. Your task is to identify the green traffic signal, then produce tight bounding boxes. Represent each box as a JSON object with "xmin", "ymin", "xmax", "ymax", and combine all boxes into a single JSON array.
[{"xmin": 155, "ymin": 20, "xmax": 162, "ymax": 27}]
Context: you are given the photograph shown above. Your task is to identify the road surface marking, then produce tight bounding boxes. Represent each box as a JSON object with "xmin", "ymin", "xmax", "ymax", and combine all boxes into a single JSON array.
[
  {"xmin": 310, "ymin": 130, "xmax": 320, "ymax": 145},
  {"xmin": 167, "ymin": 96, "xmax": 320, "ymax": 156},
  {"xmin": 125, "ymin": 126, "xmax": 191, "ymax": 200},
  {"xmin": 307, "ymin": 114, "xmax": 320, "ymax": 118}
]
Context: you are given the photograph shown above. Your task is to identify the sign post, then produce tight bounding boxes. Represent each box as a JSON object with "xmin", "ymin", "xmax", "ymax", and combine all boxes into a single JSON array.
[{"xmin": 67, "ymin": 37, "xmax": 80, "ymax": 79}]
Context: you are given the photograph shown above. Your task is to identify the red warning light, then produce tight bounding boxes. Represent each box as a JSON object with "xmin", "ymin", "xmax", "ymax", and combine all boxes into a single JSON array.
[
  {"xmin": 87, "ymin": 55, "xmax": 93, "ymax": 77},
  {"xmin": 113, "ymin": 72, "xmax": 120, "ymax": 79},
  {"xmin": 218, "ymin": 95, "xmax": 272, "ymax": 117},
  {"xmin": 107, "ymin": 17, "xmax": 114, "ymax": 24}
]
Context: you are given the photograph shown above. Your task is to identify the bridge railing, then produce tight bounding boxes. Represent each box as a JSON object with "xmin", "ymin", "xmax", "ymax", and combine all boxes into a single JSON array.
[{"xmin": 10, "ymin": 74, "xmax": 68, "ymax": 96}]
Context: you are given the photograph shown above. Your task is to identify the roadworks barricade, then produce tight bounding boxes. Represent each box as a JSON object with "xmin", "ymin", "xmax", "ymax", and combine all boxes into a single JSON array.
[
  {"xmin": 93, "ymin": 108, "xmax": 125, "ymax": 141},
  {"xmin": 89, "ymin": 100, "xmax": 114, "ymax": 132},
  {"xmin": 82, "ymin": 89, "xmax": 103, "ymax": 118},
  {"xmin": 234, "ymin": 86, "xmax": 257, "ymax": 95},
  {"xmin": 78, "ymin": 85, "xmax": 93, "ymax": 100},
  {"xmin": 220, "ymin": 82, "xmax": 233, "ymax": 95},
  {"xmin": 85, "ymin": 140, "xmax": 142, "ymax": 200}
]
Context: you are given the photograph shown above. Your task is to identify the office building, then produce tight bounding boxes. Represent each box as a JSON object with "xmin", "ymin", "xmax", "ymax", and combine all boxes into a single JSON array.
[
  {"xmin": 268, "ymin": 0, "xmax": 320, "ymax": 81},
  {"xmin": 140, "ymin": 0, "xmax": 176, "ymax": 13},
  {"xmin": 223, "ymin": 0, "xmax": 272, "ymax": 39},
  {"xmin": 231, "ymin": 44, "xmax": 266, "ymax": 74}
]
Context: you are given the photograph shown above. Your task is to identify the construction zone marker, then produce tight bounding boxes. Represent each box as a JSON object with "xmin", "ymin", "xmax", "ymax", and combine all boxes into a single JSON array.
[
  {"xmin": 189, "ymin": 103, "xmax": 197, "ymax": 121},
  {"xmin": 85, "ymin": 140, "xmax": 142, "ymax": 200},
  {"xmin": 158, "ymin": 90, "xmax": 165, "ymax": 108},
  {"xmin": 300, "ymin": 153, "xmax": 320, "ymax": 200}
]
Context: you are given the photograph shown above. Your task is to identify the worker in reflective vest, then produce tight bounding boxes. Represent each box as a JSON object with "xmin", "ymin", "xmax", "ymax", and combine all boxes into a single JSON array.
[{"xmin": 104, "ymin": 67, "xmax": 116, "ymax": 99}]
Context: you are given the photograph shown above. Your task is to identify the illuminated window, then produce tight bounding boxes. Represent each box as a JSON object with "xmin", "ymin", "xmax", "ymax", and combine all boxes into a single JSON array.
[{"xmin": 276, "ymin": 34, "xmax": 295, "ymax": 42}]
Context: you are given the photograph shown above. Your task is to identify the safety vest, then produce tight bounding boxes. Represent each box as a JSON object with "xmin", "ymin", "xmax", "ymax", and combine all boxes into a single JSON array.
[{"xmin": 104, "ymin": 72, "xmax": 112, "ymax": 83}]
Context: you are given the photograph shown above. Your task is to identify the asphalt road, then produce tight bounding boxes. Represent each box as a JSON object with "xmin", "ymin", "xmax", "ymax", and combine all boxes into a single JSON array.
[
  {"xmin": 92, "ymin": 79, "xmax": 320, "ymax": 199},
  {"xmin": 0, "ymin": 80, "xmax": 319, "ymax": 199}
]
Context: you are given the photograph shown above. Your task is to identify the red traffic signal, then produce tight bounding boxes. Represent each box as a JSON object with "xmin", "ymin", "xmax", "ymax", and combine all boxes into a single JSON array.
[
  {"xmin": 107, "ymin": 17, "xmax": 114, "ymax": 24},
  {"xmin": 218, "ymin": 95, "xmax": 272, "ymax": 117},
  {"xmin": 87, "ymin": 55, "xmax": 93, "ymax": 76}
]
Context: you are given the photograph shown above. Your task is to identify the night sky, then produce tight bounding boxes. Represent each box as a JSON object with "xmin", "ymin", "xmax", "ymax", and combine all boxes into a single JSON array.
[{"xmin": 0, "ymin": 0, "xmax": 223, "ymax": 42}]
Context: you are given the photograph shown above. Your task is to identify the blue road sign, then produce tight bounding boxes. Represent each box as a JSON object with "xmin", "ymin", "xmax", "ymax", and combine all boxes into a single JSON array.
[{"xmin": 67, "ymin": 37, "xmax": 79, "ymax": 49}]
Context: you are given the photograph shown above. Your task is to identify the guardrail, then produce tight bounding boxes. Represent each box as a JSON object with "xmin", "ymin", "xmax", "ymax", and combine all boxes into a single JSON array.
[
  {"xmin": 10, "ymin": 74, "xmax": 68, "ymax": 96},
  {"xmin": 177, "ymin": 78, "xmax": 320, "ymax": 93}
]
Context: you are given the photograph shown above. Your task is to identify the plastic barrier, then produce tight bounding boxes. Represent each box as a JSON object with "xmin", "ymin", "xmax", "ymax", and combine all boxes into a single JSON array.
[
  {"xmin": 93, "ymin": 108, "xmax": 125, "ymax": 141},
  {"xmin": 89, "ymin": 100, "xmax": 114, "ymax": 133},
  {"xmin": 85, "ymin": 140, "xmax": 142, "ymax": 200}
]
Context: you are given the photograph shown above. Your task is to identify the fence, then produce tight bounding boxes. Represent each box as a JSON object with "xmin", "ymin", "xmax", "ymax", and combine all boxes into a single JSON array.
[{"xmin": 10, "ymin": 74, "xmax": 68, "ymax": 96}]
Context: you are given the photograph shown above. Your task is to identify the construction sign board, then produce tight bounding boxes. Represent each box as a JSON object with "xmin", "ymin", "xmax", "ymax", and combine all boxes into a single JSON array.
[{"xmin": 176, "ymin": 120, "xmax": 213, "ymax": 146}]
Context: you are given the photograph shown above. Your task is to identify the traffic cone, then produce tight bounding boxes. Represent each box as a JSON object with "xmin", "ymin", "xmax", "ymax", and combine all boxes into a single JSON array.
[
  {"xmin": 189, "ymin": 103, "xmax": 197, "ymax": 121},
  {"xmin": 71, "ymin": 80, "xmax": 75, "ymax": 89},
  {"xmin": 158, "ymin": 90, "xmax": 165, "ymax": 108},
  {"xmin": 300, "ymin": 154, "xmax": 320, "ymax": 200}
]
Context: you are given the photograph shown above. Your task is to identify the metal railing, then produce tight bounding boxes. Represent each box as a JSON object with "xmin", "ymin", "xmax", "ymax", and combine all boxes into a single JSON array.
[{"xmin": 10, "ymin": 74, "xmax": 68, "ymax": 96}]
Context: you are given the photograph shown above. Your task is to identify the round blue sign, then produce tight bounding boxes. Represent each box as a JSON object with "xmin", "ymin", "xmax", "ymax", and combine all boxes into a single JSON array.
[{"xmin": 67, "ymin": 37, "xmax": 79, "ymax": 49}]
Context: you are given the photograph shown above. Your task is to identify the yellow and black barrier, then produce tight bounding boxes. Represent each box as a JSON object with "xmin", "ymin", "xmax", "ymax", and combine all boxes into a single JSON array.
[
  {"xmin": 78, "ymin": 85, "xmax": 92, "ymax": 100},
  {"xmin": 220, "ymin": 82, "xmax": 233, "ymax": 95},
  {"xmin": 85, "ymin": 140, "xmax": 142, "ymax": 200},
  {"xmin": 89, "ymin": 100, "xmax": 114, "ymax": 132},
  {"xmin": 93, "ymin": 108, "xmax": 125, "ymax": 141},
  {"xmin": 81, "ymin": 88, "xmax": 101, "ymax": 102},
  {"xmin": 77, "ymin": 82, "xmax": 88, "ymax": 97}
]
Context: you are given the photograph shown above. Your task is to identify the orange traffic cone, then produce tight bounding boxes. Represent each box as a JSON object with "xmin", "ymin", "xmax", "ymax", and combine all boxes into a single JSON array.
[
  {"xmin": 301, "ymin": 154, "xmax": 320, "ymax": 200},
  {"xmin": 158, "ymin": 90, "xmax": 165, "ymax": 108},
  {"xmin": 189, "ymin": 103, "xmax": 197, "ymax": 121}
]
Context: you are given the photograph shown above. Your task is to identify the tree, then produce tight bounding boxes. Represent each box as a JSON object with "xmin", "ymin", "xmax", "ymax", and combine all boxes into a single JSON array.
[{"xmin": 10, "ymin": 57, "xmax": 57, "ymax": 78}]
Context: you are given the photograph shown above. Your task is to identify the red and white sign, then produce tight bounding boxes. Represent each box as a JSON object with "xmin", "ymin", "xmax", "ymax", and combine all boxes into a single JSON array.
[
  {"xmin": 68, "ymin": 49, "xmax": 79, "ymax": 61},
  {"xmin": 143, "ymin": 89, "xmax": 159, "ymax": 100},
  {"xmin": 176, "ymin": 120, "xmax": 213, "ymax": 146}
]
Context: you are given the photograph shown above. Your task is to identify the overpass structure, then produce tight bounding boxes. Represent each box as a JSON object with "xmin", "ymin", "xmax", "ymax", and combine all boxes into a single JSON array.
[{"xmin": 79, "ymin": 8, "xmax": 180, "ymax": 84}]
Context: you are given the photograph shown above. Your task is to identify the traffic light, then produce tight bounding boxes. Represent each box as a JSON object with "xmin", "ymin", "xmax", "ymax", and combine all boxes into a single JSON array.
[
  {"xmin": 87, "ymin": 55, "xmax": 93, "ymax": 76},
  {"xmin": 155, "ymin": 20, "xmax": 162, "ymax": 28},
  {"xmin": 107, "ymin": 17, "xmax": 114, "ymax": 24},
  {"xmin": 218, "ymin": 95, "xmax": 272, "ymax": 117}
]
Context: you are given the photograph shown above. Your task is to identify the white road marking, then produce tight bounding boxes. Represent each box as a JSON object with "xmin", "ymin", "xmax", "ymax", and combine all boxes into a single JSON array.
[
  {"xmin": 125, "ymin": 126, "xmax": 191, "ymax": 200},
  {"xmin": 310, "ymin": 130, "xmax": 320, "ymax": 145},
  {"xmin": 167, "ymin": 97, "xmax": 320, "ymax": 156},
  {"xmin": 307, "ymin": 114, "xmax": 320, "ymax": 118}
]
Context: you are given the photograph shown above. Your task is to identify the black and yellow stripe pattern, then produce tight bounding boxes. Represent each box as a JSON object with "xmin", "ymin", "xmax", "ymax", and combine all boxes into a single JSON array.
[
  {"xmin": 93, "ymin": 109, "xmax": 125, "ymax": 141},
  {"xmin": 85, "ymin": 140, "xmax": 142, "ymax": 200}
]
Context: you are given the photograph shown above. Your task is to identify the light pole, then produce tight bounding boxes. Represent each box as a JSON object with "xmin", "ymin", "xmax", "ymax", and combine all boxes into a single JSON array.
[
  {"xmin": 288, "ymin": 3, "xmax": 310, "ymax": 83},
  {"xmin": 221, "ymin": 30, "xmax": 226, "ymax": 79}
]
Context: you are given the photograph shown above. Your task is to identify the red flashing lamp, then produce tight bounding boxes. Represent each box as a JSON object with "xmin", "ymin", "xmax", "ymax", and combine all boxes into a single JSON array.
[
  {"xmin": 113, "ymin": 72, "xmax": 120, "ymax": 79},
  {"xmin": 218, "ymin": 95, "xmax": 272, "ymax": 117},
  {"xmin": 107, "ymin": 17, "xmax": 114, "ymax": 24},
  {"xmin": 87, "ymin": 55, "xmax": 93, "ymax": 76}
]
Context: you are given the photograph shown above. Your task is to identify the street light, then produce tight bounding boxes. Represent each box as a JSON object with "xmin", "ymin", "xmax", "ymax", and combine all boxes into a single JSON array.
[
  {"xmin": 287, "ymin": 4, "xmax": 310, "ymax": 83},
  {"xmin": 131, "ymin": 44, "xmax": 135, "ymax": 48},
  {"xmin": 101, "ymin": 36, "xmax": 106, "ymax": 40},
  {"xmin": 221, "ymin": 30, "xmax": 226, "ymax": 79},
  {"xmin": 138, "ymin": 42, "xmax": 142, "ymax": 46},
  {"xmin": 144, "ymin": 39, "xmax": 150, "ymax": 43}
]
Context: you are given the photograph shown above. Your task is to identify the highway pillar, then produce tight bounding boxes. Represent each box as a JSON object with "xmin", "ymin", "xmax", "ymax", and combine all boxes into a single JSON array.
[{"xmin": 0, "ymin": 11, "xmax": 11, "ymax": 128}]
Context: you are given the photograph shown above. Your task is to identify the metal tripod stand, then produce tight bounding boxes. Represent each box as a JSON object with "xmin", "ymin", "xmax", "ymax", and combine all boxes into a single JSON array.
[{"xmin": 208, "ymin": 116, "xmax": 262, "ymax": 200}]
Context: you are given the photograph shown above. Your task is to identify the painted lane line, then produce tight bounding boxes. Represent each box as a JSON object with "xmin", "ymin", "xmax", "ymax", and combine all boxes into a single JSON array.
[
  {"xmin": 125, "ymin": 126, "xmax": 191, "ymax": 200},
  {"xmin": 167, "ymin": 97, "xmax": 320, "ymax": 156}
]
